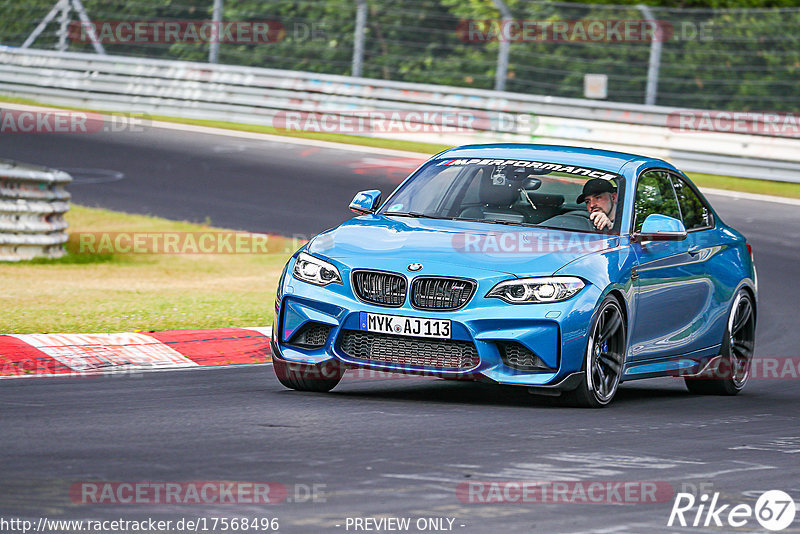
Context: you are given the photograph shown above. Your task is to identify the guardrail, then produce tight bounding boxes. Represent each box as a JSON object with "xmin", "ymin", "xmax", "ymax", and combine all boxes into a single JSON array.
[
  {"xmin": 0, "ymin": 159, "xmax": 71, "ymax": 261},
  {"xmin": 1, "ymin": 46, "xmax": 799, "ymax": 183}
]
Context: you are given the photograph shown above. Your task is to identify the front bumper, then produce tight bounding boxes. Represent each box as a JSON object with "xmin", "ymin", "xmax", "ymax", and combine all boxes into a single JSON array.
[{"xmin": 273, "ymin": 260, "xmax": 602, "ymax": 388}]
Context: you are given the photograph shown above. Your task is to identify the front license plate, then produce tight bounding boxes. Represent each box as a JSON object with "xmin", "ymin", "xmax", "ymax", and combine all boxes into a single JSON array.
[{"xmin": 359, "ymin": 312, "xmax": 451, "ymax": 339}]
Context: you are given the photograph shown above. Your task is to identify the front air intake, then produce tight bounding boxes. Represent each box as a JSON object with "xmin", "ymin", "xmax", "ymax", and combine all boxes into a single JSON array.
[
  {"xmin": 498, "ymin": 341, "xmax": 552, "ymax": 371},
  {"xmin": 339, "ymin": 330, "xmax": 479, "ymax": 370},
  {"xmin": 288, "ymin": 323, "xmax": 332, "ymax": 348}
]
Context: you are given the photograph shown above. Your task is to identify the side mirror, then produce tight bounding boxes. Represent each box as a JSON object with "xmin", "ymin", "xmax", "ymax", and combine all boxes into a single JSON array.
[
  {"xmin": 634, "ymin": 214, "xmax": 687, "ymax": 242},
  {"xmin": 349, "ymin": 190, "xmax": 382, "ymax": 214}
]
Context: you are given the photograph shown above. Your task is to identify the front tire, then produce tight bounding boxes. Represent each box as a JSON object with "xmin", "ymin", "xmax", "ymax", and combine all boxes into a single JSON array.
[
  {"xmin": 564, "ymin": 297, "xmax": 626, "ymax": 408},
  {"xmin": 685, "ymin": 289, "xmax": 755, "ymax": 395},
  {"xmin": 272, "ymin": 356, "xmax": 344, "ymax": 392}
]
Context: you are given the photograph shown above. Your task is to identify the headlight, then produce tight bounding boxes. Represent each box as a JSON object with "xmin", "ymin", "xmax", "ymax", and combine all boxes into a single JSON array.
[
  {"xmin": 486, "ymin": 277, "xmax": 585, "ymax": 304},
  {"xmin": 292, "ymin": 252, "xmax": 342, "ymax": 286}
]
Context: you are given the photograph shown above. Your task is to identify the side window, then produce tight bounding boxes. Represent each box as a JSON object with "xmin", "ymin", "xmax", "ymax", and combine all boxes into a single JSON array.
[
  {"xmin": 670, "ymin": 175, "xmax": 713, "ymax": 231},
  {"xmin": 634, "ymin": 171, "xmax": 681, "ymax": 232}
]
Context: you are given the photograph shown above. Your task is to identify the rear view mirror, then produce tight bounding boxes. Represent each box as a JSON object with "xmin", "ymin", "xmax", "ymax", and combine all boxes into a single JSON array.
[
  {"xmin": 523, "ymin": 177, "xmax": 542, "ymax": 190},
  {"xmin": 635, "ymin": 214, "xmax": 687, "ymax": 241},
  {"xmin": 349, "ymin": 190, "xmax": 382, "ymax": 214}
]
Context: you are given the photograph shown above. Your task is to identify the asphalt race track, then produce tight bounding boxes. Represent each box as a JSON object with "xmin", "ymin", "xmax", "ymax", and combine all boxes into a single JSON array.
[
  {"xmin": 0, "ymin": 125, "xmax": 421, "ymax": 237},
  {"xmin": 1, "ymin": 125, "xmax": 800, "ymax": 533}
]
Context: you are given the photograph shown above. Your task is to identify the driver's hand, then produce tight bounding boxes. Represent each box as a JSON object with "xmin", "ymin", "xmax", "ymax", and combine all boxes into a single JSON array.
[{"xmin": 589, "ymin": 211, "xmax": 612, "ymax": 230}]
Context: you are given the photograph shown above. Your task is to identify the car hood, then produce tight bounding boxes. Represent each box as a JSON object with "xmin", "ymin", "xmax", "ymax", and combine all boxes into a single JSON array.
[{"xmin": 306, "ymin": 215, "xmax": 619, "ymax": 278}]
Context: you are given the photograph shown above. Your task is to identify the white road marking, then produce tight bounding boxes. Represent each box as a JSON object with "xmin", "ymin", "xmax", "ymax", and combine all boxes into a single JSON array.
[
  {"xmin": 667, "ymin": 461, "xmax": 776, "ymax": 480},
  {"xmin": 545, "ymin": 452, "xmax": 705, "ymax": 470},
  {"xmin": 730, "ymin": 436, "xmax": 800, "ymax": 454},
  {"xmin": 241, "ymin": 326, "xmax": 273, "ymax": 338}
]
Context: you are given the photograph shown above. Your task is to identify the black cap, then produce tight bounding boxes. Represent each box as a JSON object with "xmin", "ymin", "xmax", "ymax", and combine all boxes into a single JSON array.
[{"xmin": 577, "ymin": 178, "xmax": 617, "ymax": 204}]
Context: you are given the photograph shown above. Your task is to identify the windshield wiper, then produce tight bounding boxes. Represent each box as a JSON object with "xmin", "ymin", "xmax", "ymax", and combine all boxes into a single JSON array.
[
  {"xmin": 387, "ymin": 213, "xmax": 539, "ymax": 228},
  {"xmin": 385, "ymin": 212, "xmax": 441, "ymax": 219},
  {"xmin": 449, "ymin": 217, "xmax": 538, "ymax": 227},
  {"xmin": 447, "ymin": 216, "xmax": 484, "ymax": 223}
]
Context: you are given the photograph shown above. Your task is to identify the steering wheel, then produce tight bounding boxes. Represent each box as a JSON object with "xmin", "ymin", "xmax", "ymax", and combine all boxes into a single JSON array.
[{"xmin": 542, "ymin": 210, "xmax": 596, "ymax": 232}]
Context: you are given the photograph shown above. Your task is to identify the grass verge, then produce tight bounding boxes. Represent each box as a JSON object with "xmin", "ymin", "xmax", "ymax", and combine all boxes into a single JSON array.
[
  {"xmin": 2, "ymin": 94, "xmax": 799, "ymax": 200},
  {"xmin": 687, "ymin": 172, "xmax": 800, "ymax": 199},
  {"xmin": 2, "ymin": 205, "xmax": 296, "ymax": 334}
]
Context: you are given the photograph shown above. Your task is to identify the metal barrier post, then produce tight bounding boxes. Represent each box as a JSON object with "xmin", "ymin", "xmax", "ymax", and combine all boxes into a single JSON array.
[
  {"xmin": 491, "ymin": 0, "xmax": 512, "ymax": 92},
  {"xmin": 352, "ymin": 0, "xmax": 367, "ymax": 77},
  {"xmin": 638, "ymin": 4, "xmax": 662, "ymax": 106},
  {"xmin": 209, "ymin": 0, "xmax": 224, "ymax": 64}
]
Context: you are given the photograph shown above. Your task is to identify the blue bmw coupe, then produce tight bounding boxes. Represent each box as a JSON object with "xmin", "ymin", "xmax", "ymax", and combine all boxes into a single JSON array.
[{"xmin": 271, "ymin": 144, "xmax": 757, "ymax": 407}]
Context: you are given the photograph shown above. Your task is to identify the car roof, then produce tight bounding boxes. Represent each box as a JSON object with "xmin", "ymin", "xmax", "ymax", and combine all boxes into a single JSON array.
[{"xmin": 435, "ymin": 143, "xmax": 676, "ymax": 176}]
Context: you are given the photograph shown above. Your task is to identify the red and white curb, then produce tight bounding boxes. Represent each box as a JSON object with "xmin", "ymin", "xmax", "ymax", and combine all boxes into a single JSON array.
[{"xmin": 0, "ymin": 327, "xmax": 272, "ymax": 378}]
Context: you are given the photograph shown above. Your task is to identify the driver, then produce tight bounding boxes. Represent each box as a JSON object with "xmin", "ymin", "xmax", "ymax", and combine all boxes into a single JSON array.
[{"xmin": 577, "ymin": 178, "xmax": 617, "ymax": 230}]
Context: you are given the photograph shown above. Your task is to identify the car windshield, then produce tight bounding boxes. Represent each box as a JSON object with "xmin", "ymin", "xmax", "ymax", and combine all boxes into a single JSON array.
[{"xmin": 378, "ymin": 158, "xmax": 625, "ymax": 233}]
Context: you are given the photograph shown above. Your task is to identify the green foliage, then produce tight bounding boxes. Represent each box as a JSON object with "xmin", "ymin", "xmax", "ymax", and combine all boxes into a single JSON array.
[{"xmin": 1, "ymin": 0, "xmax": 797, "ymax": 110}]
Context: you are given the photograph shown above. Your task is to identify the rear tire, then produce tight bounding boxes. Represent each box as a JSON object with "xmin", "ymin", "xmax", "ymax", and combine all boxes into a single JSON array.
[
  {"xmin": 272, "ymin": 356, "xmax": 344, "ymax": 392},
  {"xmin": 563, "ymin": 297, "xmax": 626, "ymax": 408},
  {"xmin": 685, "ymin": 289, "xmax": 755, "ymax": 396}
]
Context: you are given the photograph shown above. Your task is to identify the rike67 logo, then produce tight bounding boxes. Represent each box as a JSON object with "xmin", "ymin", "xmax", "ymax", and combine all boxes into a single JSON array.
[{"xmin": 668, "ymin": 490, "xmax": 796, "ymax": 531}]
